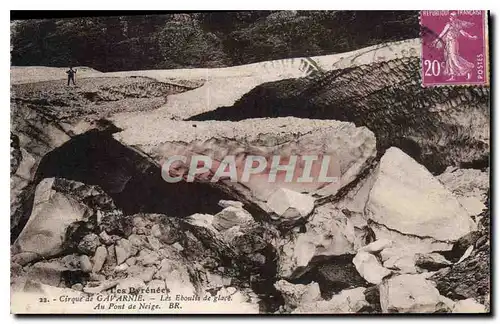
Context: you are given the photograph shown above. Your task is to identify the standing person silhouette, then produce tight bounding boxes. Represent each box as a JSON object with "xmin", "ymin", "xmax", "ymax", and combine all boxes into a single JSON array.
[{"xmin": 66, "ymin": 67, "xmax": 77, "ymax": 86}]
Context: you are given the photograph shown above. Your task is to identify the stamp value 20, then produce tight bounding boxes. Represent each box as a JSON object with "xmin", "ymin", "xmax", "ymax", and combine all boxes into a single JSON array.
[{"xmin": 420, "ymin": 10, "xmax": 489, "ymax": 86}]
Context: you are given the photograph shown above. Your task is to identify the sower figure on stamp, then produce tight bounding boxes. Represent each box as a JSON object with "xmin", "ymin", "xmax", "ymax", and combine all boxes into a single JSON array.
[
  {"xmin": 66, "ymin": 66, "xmax": 77, "ymax": 86},
  {"xmin": 431, "ymin": 12, "xmax": 478, "ymax": 81}
]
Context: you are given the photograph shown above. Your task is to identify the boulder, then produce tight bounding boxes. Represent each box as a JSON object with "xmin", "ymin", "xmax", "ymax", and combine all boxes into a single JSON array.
[
  {"xmin": 365, "ymin": 147, "xmax": 476, "ymax": 245},
  {"xmin": 132, "ymin": 216, "xmax": 148, "ymax": 234},
  {"xmin": 88, "ymin": 273, "xmax": 105, "ymax": 283},
  {"xmin": 292, "ymin": 287, "xmax": 369, "ymax": 314},
  {"xmin": 128, "ymin": 234, "xmax": 147, "ymax": 249},
  {"xmin": 12, "ymin": 178, "xmax": 92, "ymax": 265},
  {"xmin": 452, "ymin": 298, "xmax": 487, "ymax": 313},
  {"xmin": 60, "ymin": 254, "xmax": 81, "ymax": 269},
  {"xmin": 183, "ymin": 212, "xmax": 242, "ymax": 268},
  {"xmin": 375, "ymin": 224, "xmax": 453, "ymax": 260},
  {"xmin": 185, "ymin": 213, "xmax": 216, "ymax": 232},
  {"xmin": 136, "ymin": 250, "xmax": 160, "ymax": 266},
  {"xmin": 25, "ymin": 261, "xmax": 67, "ymax": 286},
  {"xmin": 379, "ymin": 274, "xmax": 451, "ymax": 313},
  {"xmin": 172, "ymin": 242, "xmax": 184, "ymax": 251},
  {"xmin": 274, "ymin": 280, "xmax": 321, "ymax": 308},
  {"xmin": 415, "ymin": 253, "xmax": 452, "ymax": 271},
  {"xmin": 18, "ymin": 256, "xmax": 90, "ymax": 291},
  {"xmin": 105, "ymin": 245, "xmax": 117, "ymax": 268},
  {"xmin": 359, "ymin": 239, "xmax": 393, "ymax": 254},
  {"xmin": 383, "ymin": 255, "xmax": 418, "ymax": 274},
  {"xmin": 99, "ymin": 231, "xmax": 114, "ymax": 245},
  {"xmin": 218, "ymin": 200, "xmax": 244, "ymax": 209},
  {"xmin": 314, "ymin": 259, "xmax": 367, "ymax": 298},
  {"xmin": 115, "ymin": 263, "xmax": 129, "ymax": 272},
  {"xmin": 92, "ymin": 246, "xmax": 107, "ymax": 273},
  {"xmin": 157, "ymin": 258, "xmax": 197, "ymax": 295},
  {"xmin": 126, "ymin": 257, "xmax": 137, "ymax": 266},
  {"xmin": 71, "ymin": 283, "xmax": 84, "ymax": 291},
  {"xmin": 353, "ymin": 251, "xmax": 391, "ymax": 284},
  {"xmin": 266, "ymin": 188, "xmax": 314, "ymax": 222},
  {"xmin": 277, "ymin": 205, "xmax": 364, "ymax": 279},
  {"xmin": 224, "ymin": 223, "xmax": 274, "ymax": 255},
  {"xmin": 150, "ymin": 224, "xmax": 162, "ymax": 238},
  {"xmin": 147, "ymin": 235, "xmax": 161, "ymax": 251},
  {"xmin": 77, "ymin": 233, "xmax": 100, "ymax": 255},
  {"xmin": 115, "ymin": 239, "xmax": 133, "ymax": 265},
  {"xmin": 437, "ymin": 167, "xmax": 489, "ymax": 217},
  {"xmin": 12, "ymin": 177, "xmax": 120, "ymax": 266},
  {"xmin": 79, "ymin": 255, "xmax": 93, "ymax": 273},
  {"xmin": 213, "ymin": 206, "xmax": 255, "ymax": 231}
]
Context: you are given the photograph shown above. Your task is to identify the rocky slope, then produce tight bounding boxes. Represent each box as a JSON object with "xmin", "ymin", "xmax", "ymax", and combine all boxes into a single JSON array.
[
  {"xmin": 10, "ymin": 77, "xmax": 205, "ymax": 238},
  {"xmin": 11, "ymin": 39, "xmax": 490, "ymax": 314}
]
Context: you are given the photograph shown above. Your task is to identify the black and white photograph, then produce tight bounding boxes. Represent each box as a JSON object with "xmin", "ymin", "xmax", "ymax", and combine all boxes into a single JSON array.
[{"xmin": 9, "ymin": 10, "xmax": 491, "ymax": 314}]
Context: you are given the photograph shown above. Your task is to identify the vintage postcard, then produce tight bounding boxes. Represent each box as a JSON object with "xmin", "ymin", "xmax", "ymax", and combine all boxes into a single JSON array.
[
  {"xmin": 10, "ymin": 10, "xmax": 490, "ymax": 314},
  {"xmin": 420, "ymin": 10, "xmax": 489, "ymax": 86}
]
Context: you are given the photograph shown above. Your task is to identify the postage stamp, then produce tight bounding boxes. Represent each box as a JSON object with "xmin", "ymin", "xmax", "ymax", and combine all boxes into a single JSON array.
[
  {"xmin": 420, "ymin": 10, "xmax": 489, "ymax": 86},
  {"xmin": 10, "ymin": 11, "xmax": 491, "ymax": 315}
]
